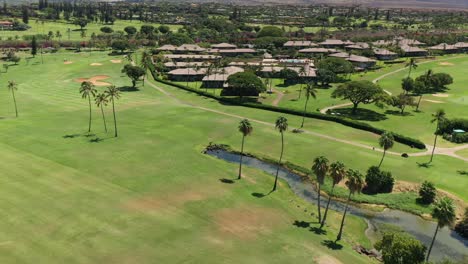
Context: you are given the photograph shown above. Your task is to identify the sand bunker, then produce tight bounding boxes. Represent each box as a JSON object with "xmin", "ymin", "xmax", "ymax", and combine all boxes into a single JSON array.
[
  {"xmin": 110, "ymin": 60, "xmax": 122, "ymax": 64},
  {"xmin": 432, "ymin": 93, "xmax": 449, "ymax": 98},
  {"xmin": 64, "ymin": 61, "xmax": 73, "ymax": 65},
  {"xmin": 90, "ymin": 63, "xmax": 103, "ymax": 66},
  {"xmin": 75, "ymin": 75, "xmax": 111, "ymax": 86},
  {"xmin": 424, "ymin": 99, "xmax": 444, "ymax": 103},
  {"xmin": 439, "ymin": 62, "xmax": 454, "ymax": 66}
]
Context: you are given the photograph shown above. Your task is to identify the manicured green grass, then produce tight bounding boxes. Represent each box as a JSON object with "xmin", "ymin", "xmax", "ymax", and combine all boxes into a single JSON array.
[
  {"xmin": 0, "ymin": 51, "xmax": 376, "ymax": 263},
  {"xmin": 0, "ymin": 19, "xmax": 181, "ymax": 41},
  {"xmin": 456, "ymin": 148, "xmax": 468, "ymax": 159}
]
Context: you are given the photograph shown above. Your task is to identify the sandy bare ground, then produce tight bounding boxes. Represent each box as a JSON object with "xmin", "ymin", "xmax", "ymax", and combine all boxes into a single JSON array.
[
  {"xmin": 110, "ymin": 59, "xmax": 122, "ymax": 64},
  {"xmin": 271, "ymin": 88, "xmax": 284, "ymax": 106},
  {"xmin": 439, "ymin": 62, "xmax": 455, "ymax": 66},
  {"xmin": 423, "ymin": 99, "xmax": 444, "ymax": 103},
  {"xmin": 90, "ymin": 63, "xmax": 103, "ymax": 66},
  {"xmin": 75, "ymin": 75, "xmax": 111, "ymax": 86},
  {"xmin": 63, "ymin": 61, "xmax": 73, "ymax": 65},
  {"xmin": 432, "ymin": 93, "xmax": 450, "ymax": 98}
]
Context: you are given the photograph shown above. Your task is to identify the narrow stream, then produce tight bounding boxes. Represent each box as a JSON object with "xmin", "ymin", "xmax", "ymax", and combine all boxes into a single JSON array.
[{"xmin": 206, "ymin": 149, "xmax": 468, "ymax": 262}]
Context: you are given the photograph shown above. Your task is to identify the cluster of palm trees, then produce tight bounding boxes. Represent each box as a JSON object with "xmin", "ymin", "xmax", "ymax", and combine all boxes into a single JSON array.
[{"xmin": 79, "ymin": 82, "xmax": 121, "ymax": 137}]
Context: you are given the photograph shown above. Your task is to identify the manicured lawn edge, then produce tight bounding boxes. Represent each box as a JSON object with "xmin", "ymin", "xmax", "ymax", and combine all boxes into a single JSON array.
[{"xmin": 148, "ymin": 66, "xmax": 426, "ymax": 150}]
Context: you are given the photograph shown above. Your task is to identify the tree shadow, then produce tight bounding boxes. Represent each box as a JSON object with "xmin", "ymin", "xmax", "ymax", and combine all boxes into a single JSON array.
[
  {"xmin": 322, "ymin": 240, "xmax": 343, "ymax": 250},
  {"xmin": 333, "ymin": 108, "xmax": 387, "ymax": 121},
  {"xmin": 417, "ymin": 162, "xmax": 432, "ymax": 168},
  {"xmin": 251, "ymin": 192, "xmax": 267, "ymax": 198},
  {"xmin": 62, "ymin": 134, "xmax": 81, "ymax": 139},
  {"xmin": 89, "ymin": 137, "xmax": 104, "ymax": 143},
  {"xmin": 385, "ymin": 110, "xmax": 413, "ymax": 117},
  {"xmin": 310, "ymin": 227, "xmax": 327, "ymax": 235},
  {"xmin": 219, "ymin": 178, "xmax": 235, "ymax": 184},
  {"xmin": 293, "ymin": 220, "xmax": 311, "ymax": 228},
  {"xmin": 457, "ymin": 170, "xmax": 468, "ymax": 175},
  {"xmin": 83, "ymin": 133, "xmax": 96, "ymax": 138},
  {"xmin": 118, "ymin": 86, "xmax": 140, "ymax": 92}
]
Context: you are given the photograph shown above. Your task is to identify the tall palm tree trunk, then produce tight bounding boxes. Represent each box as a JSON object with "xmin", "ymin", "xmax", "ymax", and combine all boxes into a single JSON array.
[
  {"xmin": 100, "ymin": 105, "xmax": 108, "ymax": 133},
  {"xmin": 238, "ymin": 135, "xmax": 245, "ymax": 180},
  {"xmin": 298, "ymin": 83, "xmax": 303, "ymax": 100},
  {"xmin": 416, "ymin": 95, "xmax": 423, "ymax": 111},
  {"xmin": 273, "ymin": 132, "xmax": 284, "ymax": 192},
  {"xmin": 112, "ymin": 98, "xmax": 118, "ymax": 137},
  {"xmin": 336, "ymin": 191, "xmax": 352, "ymax": 242},
  {"xmin": 300, "ymin": 98, "xmax": 309, "ymax": 128},
  {"xmin": 317, "ymin": 183, "xmax": 322, "ymax": 223},
  {"xmin": 378, "ymin": 149, "xmax": 386, "ymax": 168},
  {"xmin": 320, "ymin": 185, "xmax": 335, "ymax": 229},
  {"xmin": 426, "ymin": 225, "xmax": 440, "ymax": 262},
  {"xmin": 88, "ymin": 96, "xmax": 92, "ymax": 132},
  {"xmin": 430, "ymin": 134, "xmax": 438, "ymax": 163},
  {"xmin": 11, "ymin": 90, "xmax": 18, "ymax": 117}
]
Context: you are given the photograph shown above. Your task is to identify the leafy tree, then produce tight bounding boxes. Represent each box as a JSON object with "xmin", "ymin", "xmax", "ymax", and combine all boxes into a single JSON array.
[
  {"xmin": 74, "ymin": 18, "xmax": 88, "ymax": 30},
  {"xmin": 316, "ymin": 68, "xmax": 337, "ymax": 87},
  {"xmin": 378, "ymin": 131, "xmax": 394, "ymax": 168},
  {"xmin": 336, "ymin": 169, "xmax": 364, "ymax": 241},
  {"xmin": 22, "ymin": 6, "xmax": 29, "ymax": 24},
  {"xmin": 31, "ymin": 36, "xmax": 37, "ymax": 58},
  {"xmin": 105, "ymin": 85, "xmax": 121, "ymax": 137},
  {"xmin": 429, "ymin": 109, "xmax": 446, "ymax": 163},
  {"xmin": 389, "ymin": 93, "xmax": 416, "ymax": 115},
  {"xmin": 124, "ymin": 26, "xmax": 137, "ymax": 35},
  {"xmin": 100, "ymin": 26, "xmax": 113, "ymax": 33},
  {"xmin": 237, "ymin": 119, "xmax": 253, "ymax": 180},
  {"xmin": 414, "ymin": 80, "xmax": 429, "ymax": 111},
  {"xmin": 419, "ymin": 181, "xmax": 436, "ymax": 204},
  {"xmin": 223, "ymin": 72, "xmax": 265, "ymax": 101},
  {"xmin": 401, "ymin": 77, "xmax": 414, "ymax": 94},
  {"xmin": 321, "ymin": 161, "xmax": 346, "ymax": 229},
  {"xmin": 257, "ymin": 26, "xmax": 284, "ymax": 37},
  {"xmin": 300, "ymin": 83, "xmax": 317, "ymax": 128},
  {"xmin": 365, "ymin": 166, "xmax": 394, "ymax": 194},
  {"xmin": 272, "ymin": 116, "xmax": 288, "ymax": 192},
  {"xmin": 166, "ymin": 33, "xmax": 193, "ymax": 46},
  {"xmin": 79, "ymin": 81, "xmax": 97, "ymax": 133},
  {"xmin": 121, "ymin": 64, "xmax": 145, "ymax": 88},
  {"xmin": 7, "ymin": 81, "xmax": 18, "ymax": 117},
  {"xmin": 158, "ymin": 25, "xmax": 170, "ymax": 34},
  {"xmin": 95, "ymin": 93, "xmax": 108, "ymax": 133},
  {"xmin": 111, "ymin": 40, "xmax": 129, "ymax": 53},
  {"xmin": 426, "ymin": 197, "xmax": 456, "ymax": 262},
  {"xmin": 332, "ymin": 80, "xmax": 386, "ymax": 114},
  {"xmin": 375, "ymin": 232, "xmax": 426, "ymax": 264},
  {"xmin": 312, "ymin": 156, "xmax": 329, "ymax": 224},
  {"xmin": 318, "ymin": 57, "xmax": 354, "ymax": 75}
]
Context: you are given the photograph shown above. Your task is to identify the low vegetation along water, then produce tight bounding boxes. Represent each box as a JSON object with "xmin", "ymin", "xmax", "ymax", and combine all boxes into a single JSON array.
[{"xmin": 206, "ymin": 149, "xmax": 468, "ymax": 262}]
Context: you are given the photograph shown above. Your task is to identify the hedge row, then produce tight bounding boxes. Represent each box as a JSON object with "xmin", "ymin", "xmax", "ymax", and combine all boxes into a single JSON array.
[{"xmin": 147, "ymin": 67, "xmax": 426, "ymax": 150}]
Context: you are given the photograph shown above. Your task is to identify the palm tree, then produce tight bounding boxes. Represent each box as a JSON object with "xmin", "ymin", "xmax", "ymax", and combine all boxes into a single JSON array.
[
  {"xmin": 95, "ymin": 93, "xmax": 109, "ymax": 133},
  {"xmin": 105, "ymin": 85, "xmax": 121, "ymax": 137},
  {"xmin": 378, "ymin": 131, "xmax": 394, "ymax": 168},
  {"xmin": 336, "ymin": 169, "xmax": 364, "ymax": 242},
  {"xmin": 238, "ymin": 119, "xmax": 253, "ymax": 180},
  {"xmin": 7, "ymin": 81, "xmax": 18, "ymax": 117},
  {"xmin": 429, "ymin": 109, "xmax": 446, "ymax": 163},
  {"xmin": 312, "ymin": 156, "xmax": 329, "ymax": 224},
  {"xmin": 272, "ymin": 116, "xmax": 288, "ymax": 192},
  {"xmin": 406, "ymin": 58, "xmax": 418, "ymax": 78},
  {"xmin": 297, "ymin": 66, "xmax": 306, "ymax": 100},
  {"xmin": 321, "ymin": 161, "xmax": 346, "ymax": 229},
  {"xmin": 300, "ymin": 82, "xmax": 317, "ymax": 128},
  {"xmin": 205, "ymin": 64, "xmax": 214, "ymax": 92},
  {"xmin": 140, "ymin": 50, "xmax": 151, "ymax": 86},
  {"xmin": 426, "ymin": 197, "xmax": 456, "ymax": 262},
  {"xmin": 79, "ymin": 81, "xmax": 97, "ymax": 133}
]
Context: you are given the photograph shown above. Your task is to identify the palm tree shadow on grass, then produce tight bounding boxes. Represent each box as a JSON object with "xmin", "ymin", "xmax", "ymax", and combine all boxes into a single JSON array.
[
  {"xmin": 322, "ymin": 240, "xmax": 343, "ymax": 250},
  {"xmin": 333, "ymin": 108, "xmax": 387, "ymax": 121},
  {"xmin": 63, "ymin": 134, "xmax": 81, "ymax": 139},
  {"xmin": 417, "ymin": 162, "xmax": 432, "ymax": 168},
  {"xmin": 219, "ymin": 178, "xmax": 235, "ymax": 184},
  {"xmin": 310, "ymin": 227, "xmax": 327, "ymax": 235},
  {"xmin": 292, "ymin": 220, "xmax": 311, "ymax": 228},
  {"xmin": 89, "ymin": 137, "xmax": 105, "ymax": 143},
  {"xmin": 251, "ymin": 190, "xmax": 274, "ymax": 198},
  {"xmin": 118, "ymin": 86, "xmax": 140, "ymax": 92}
]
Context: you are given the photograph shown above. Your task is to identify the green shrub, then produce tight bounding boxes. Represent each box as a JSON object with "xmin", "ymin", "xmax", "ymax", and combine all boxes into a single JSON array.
[
  {"xmin": 419, "ymin": 181, "xmax": 436, "ymax": 204},
  {"xmin": 455, "ymin": 209, "xmax": 468, "ymax": 239},
  {"xmin": 364, "ymin": 166, "xmax": 395, "ymax": 194}
]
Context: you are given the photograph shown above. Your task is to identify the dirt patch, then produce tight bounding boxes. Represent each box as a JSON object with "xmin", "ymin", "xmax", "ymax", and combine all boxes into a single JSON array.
[
  {"xmin": 212, "ymin": 207, "xmax": 286, "ymax": 240},
  {"xmin": 90, "ymin": 63, "xmax": 103, "ymax": 66},
  {"xmin": 110, "ymin": 59, "xmax": 122, "ymax": 64},
  {"xmin": 439, "ymin": 62, "xmax": 454, "ymax": 66},
  {"xmin": 64, "ymin": 61, "xmax": 73, "ymax": 65},
  {"xmin": 74, "ymin": 75, "xmax": 111, "ymax": 86},
  {"xmin": 423, "ymin": 99, "xmax": 444, "ymax": 104},
  {"xmin": 316, "ymin": 255, "xmax": 343, "ymax": 264},
  {"xmin": 432, "ymin": 93, "xmax": 449, "ymax": 98}
]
